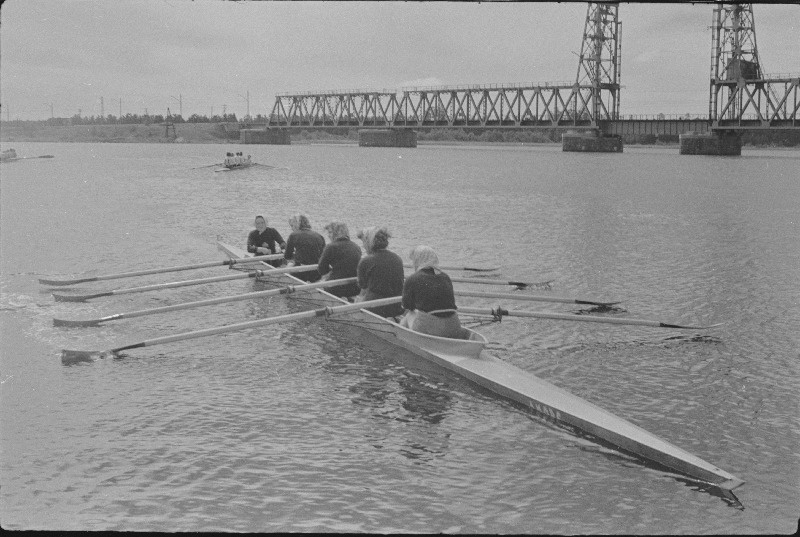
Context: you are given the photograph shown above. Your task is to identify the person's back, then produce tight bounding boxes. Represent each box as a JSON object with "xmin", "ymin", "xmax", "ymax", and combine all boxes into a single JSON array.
[
  {"xmin": 400, "ymin": 245, "xmax": 466, "ymax": 339},
  {"xmin": 285, "ymin": 214, "xmax": 325, "ymax": 282},
  {"xmin": 318, "ymin": 221, "xmax": 362, "ymax": 298},
  {"xmin": 356, "ymin": 226, "xmax": 404, "ymax": 318}
]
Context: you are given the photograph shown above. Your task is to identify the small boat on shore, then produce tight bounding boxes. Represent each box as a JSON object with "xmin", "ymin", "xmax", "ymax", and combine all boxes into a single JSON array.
[{"xmin": 215, "ymin": 241, "xmax": 743, "ymax": 492}]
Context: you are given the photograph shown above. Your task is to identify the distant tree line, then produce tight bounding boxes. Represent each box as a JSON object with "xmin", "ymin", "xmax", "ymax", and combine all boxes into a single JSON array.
[{"xmin": 0, "ymin": 113, "xmax": 275, "ymax": 127}]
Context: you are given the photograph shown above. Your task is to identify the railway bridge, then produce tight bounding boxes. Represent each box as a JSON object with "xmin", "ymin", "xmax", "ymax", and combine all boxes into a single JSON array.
[{"xmin": 248, "ymin": 3, "xmax": 798, "ymax": 155}]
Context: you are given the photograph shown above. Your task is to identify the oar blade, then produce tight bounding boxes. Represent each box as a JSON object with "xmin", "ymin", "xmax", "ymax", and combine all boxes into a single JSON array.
[
  {"xmin": 53, "ymin": 292, "xmax": 107, "ymax": 302},
  {"xmin": 39, "ymin": 277, "xmax": 96, "ymax": 286},
  {"xmin": 661, "ymin": 321, "xmax": 726, "ymax": 330},
  {"xmin": 53, "ymin": 317, "xmax": 103, "ymax": 327},
  {"xmin": 61, "ymin": 349, "xmax": 106, "ymax": 365},
  {"xmin": 575, "ymin": 299, "xmax": 622, "ymax": 307}
]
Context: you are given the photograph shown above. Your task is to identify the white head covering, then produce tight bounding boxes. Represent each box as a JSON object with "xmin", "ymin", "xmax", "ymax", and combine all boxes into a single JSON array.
[{"xmin": 409, "ymin": 245, "xmax": 441, "ymax": 274}]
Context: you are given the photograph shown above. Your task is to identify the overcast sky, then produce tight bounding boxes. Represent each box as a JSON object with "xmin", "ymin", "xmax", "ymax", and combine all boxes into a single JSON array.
[{"xmin": 1, "ymin": 0, "xmax": 798, "ymax": 120}]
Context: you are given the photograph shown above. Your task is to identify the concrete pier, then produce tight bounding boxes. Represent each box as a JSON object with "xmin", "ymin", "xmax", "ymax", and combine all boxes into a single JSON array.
[
  {"xmin": 359, "ymin": 128, "xmax": 417, "ymax": 148},
  {"xmin": 679, "ymin": 131, "xmax": 742, "ymax": 156},
  {"xmin": 562, "ymin": 131, "xmax": 623, "ymax": 153},
  {"xmin": 240, "ymin": 129, "xmax": 291, "ymax": 145}
]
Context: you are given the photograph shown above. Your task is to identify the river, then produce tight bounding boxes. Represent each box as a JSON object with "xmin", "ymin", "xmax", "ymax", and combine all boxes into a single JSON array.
[{"xmin": 1, "ymin": 141, "xmax": 798, "ymax": 533}]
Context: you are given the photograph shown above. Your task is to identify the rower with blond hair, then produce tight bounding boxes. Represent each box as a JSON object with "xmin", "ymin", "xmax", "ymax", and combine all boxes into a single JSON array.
[{"xmin": 400, "ymin": 245, "xmax": 467, "ymax": 339}]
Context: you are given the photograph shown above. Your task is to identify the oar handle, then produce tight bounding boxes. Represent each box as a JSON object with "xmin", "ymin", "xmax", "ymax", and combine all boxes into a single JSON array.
[{"xmin": 108, "ymin": 296, "xmax": 401, "ymax": 354}]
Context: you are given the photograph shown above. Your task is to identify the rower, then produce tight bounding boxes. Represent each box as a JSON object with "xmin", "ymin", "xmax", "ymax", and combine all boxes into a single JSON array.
[
  {"xmin": 355, "ymin": 226, "xmax": 404, "ymax": 319},
  {"xmin": 284, "ymin": 214, "xmax": 326, "ymax": 282},
  {"xmin": 317, "ymin": 221, "xmax": 362, "ymax": 299},
  {"xmin": 400, "ymin": 245, "xmax": 468, "ymax": 339}
]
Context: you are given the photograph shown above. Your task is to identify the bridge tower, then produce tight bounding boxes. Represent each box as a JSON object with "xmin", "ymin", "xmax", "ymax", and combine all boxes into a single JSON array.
[
  {"xmin": 575, "ymin": 2, "xmax": 622, "ymax": 125},
  {"xmin": 683, "ymin": 3, "xmax": 759, "ymax": 155},
  {"xmin": 562, "ymin": 2, "xmax": 623, "ymax": 152}
]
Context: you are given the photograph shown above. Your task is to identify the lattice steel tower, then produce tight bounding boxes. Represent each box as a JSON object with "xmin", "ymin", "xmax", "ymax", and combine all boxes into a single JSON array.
[{"xmin": 575, "ymin": 2, "xmax": 622, "ymax": 124}]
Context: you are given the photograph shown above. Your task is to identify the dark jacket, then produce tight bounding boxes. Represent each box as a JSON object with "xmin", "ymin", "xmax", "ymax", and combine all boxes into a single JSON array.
[
  {"xmin": 357, "ymin": 249, "xmax": 405, "ymax": 317},
  {"xmin": 318, "ymin": 237, "xmax": 362, "ymax": 297},
  {"xmin": 285, "ymin": 229, "xmax": 326, "ymax": 282}
]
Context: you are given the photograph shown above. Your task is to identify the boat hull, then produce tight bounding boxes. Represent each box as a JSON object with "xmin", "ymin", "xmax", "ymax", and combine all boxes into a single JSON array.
[{"xmin": 217, "ymin": 241, "xmax": 743, "ymax": 491}]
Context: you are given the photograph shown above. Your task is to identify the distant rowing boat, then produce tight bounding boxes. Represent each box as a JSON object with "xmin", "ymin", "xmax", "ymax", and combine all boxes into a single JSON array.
[
  {"xmin": 216, "ymin": 240, "xmax": 744, "ymax": 491},
  {"xmin": 216, "ymin": 153, "xmax": 253, "ymax": 172}
]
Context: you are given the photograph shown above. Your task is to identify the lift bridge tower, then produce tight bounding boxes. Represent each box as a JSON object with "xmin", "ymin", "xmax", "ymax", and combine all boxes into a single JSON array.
[
  {"xmin": 682, "ymin": 3, "xmax": 799, "ymax": 155},
  {"xmin": 562, "ymin": 1, "xmax": 623, "ymax": 151}
]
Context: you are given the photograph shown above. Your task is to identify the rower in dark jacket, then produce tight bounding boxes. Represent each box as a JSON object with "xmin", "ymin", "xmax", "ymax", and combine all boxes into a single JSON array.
[
  {"xmin": 400, "ymin": 245, "xmax": 467, "ymax": 339},
  {"xmin": 355, "ymin": 226, "xmax": 404, "ymax": 318},
  {"xmin": 247, "ymin": 215, "xmax": 286, "ymax": 268},
  {"xmin": 317, "ymin": 221, "xmax": 362, "ymax": 298},
  {"xmin": 284, "ymin": 214, "xmax": 325, "ymax": 282}
]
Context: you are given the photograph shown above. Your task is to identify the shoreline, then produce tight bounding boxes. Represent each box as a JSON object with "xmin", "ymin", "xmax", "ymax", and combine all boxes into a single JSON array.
[{"xmin": 1, "ymin": 123, "xmax": 797, "ymax": 149}]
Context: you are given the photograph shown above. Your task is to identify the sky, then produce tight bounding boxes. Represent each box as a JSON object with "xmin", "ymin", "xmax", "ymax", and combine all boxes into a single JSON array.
[{"xmin": 1, "ymin": 0, "xmax": 798, "ymax": 121}]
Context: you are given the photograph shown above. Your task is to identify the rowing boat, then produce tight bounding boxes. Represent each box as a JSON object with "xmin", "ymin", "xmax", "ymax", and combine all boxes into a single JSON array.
[{"xmin": 216, "ymin": 240, "xmax": 744, "ymax": 491}]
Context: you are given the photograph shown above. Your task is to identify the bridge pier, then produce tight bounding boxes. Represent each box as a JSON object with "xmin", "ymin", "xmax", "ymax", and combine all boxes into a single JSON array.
[
  {"xmin": 240, "ymin": 129, "xmax": 291, "ymax": 145},
  {"xmin": 562, "ymin": 131, "xmax": 623, "ymax": 153},
  {"xmin": 358, "ymin": 128, "xmax": 417, "ymax": 148},
  {"xmin": 679, "ymin": 131, "xmax": 741, "ymax": 156}
]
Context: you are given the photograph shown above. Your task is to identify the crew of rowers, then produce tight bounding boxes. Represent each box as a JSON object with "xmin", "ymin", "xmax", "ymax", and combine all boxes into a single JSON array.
[
  {"xmin": 247, "ymin": 214, "xmax": 469, "ymax": 340},
  {"xmin": 224, "ymin": 152, "xmax": 251, "ymax": 167}
]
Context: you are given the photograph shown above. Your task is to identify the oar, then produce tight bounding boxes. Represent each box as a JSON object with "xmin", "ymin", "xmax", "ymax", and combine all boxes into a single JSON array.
[
  {"xmin": 190, "ymin": 162, "xmax": 222, "ymax": 170},
  {"xmin": 451, "ymin": 276, "xmax": 554, "ymax": 290},
  {"xmin": 60, "ymin": 296, "xmax": 402, "ymax": 364},
  {"xmin": 459, "ymin": 306, "xmax": 723, "ymax": 329},
  {"xmin": 54, "ymin": 277, "xmax": 357, "ymax": 327},
  {"xmin": 403, "ymin": 263, "xmax": 499, "ymax": 273},
  {"xmin": 18, "ymin": 155, "xmax": 55, "ymax": 159},
  {"xmin": 39, "ymin": 254, "xmax": 284, "ymax": 286},
  {"xmin": 52, "ymin": 264, "xmax": 318, "ymax": 302},
  {"xmin": 454, "ymin": 290, "xmax": 619, "ymax": 307}
]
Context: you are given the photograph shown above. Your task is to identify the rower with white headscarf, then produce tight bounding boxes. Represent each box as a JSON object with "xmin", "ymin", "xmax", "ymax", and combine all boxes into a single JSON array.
[{"xmin": 400, "ymin": 245, "xmax": 466, "ymax": 339}]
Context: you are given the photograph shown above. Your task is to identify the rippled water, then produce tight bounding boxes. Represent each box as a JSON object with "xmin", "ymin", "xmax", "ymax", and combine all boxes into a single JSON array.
[{"xmin": 1, "ymin": 141, "xmax": 798, "ymax": 533}]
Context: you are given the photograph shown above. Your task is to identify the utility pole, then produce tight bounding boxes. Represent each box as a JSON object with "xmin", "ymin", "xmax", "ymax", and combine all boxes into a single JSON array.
[
  {"xmin": 119, "ymin": 98, "xmax": 122, "ymax": 118},
  {"xmin": 49, "ymin": 103, "xmax": 54, "ymax": 118},
  {"xmin": 239, "ymin": 91, "xmax": 250, "ymax": 119},
  {"xmin": 222, "ymin": 104, "xmax": 227, "ymax": 118},
  {"xmin": 171, "ymin": 94, "xmax": 183, "ymax": 118},
  {"xmin": 100, "ymin": 96, "xmax": 104, "ymax": 119}
]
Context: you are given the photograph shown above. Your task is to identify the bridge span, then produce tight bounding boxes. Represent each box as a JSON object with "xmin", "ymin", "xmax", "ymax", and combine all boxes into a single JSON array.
[{"xmin": 250, "ymin": 3, "xmax": 797, "ymax": 155}]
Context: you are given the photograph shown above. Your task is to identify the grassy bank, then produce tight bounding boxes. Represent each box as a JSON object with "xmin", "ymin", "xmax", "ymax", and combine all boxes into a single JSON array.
[
  {"xmin": 0, "ymin": 123, "xmax": 241, "ymax": 144},
  {"xmin": 2, "ymin": 122, "xmax": 798, "ymax": 147}
]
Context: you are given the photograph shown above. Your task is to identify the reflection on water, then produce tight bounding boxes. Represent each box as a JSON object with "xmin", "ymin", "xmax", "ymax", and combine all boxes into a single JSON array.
[{"xmin": 1, "ymin": 142, "xmax": 799, "ymax": 533}]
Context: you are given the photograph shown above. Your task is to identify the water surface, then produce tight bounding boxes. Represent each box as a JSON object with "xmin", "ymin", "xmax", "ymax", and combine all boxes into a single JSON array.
[{"xmin": 1, "ymin": 141, "xmax": 798, "ymax": 533}]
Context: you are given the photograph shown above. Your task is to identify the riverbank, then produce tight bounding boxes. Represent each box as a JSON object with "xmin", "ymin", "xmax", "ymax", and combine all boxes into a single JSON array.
[{"xmin": 2, "ymin": 121, "xmax": 797, "ymax": 147}]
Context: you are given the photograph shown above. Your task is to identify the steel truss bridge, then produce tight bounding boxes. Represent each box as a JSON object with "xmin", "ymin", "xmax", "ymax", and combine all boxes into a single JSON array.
[{"xmin": 264, "ymin": 3, "xmax": 797, "ymax": 133}]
